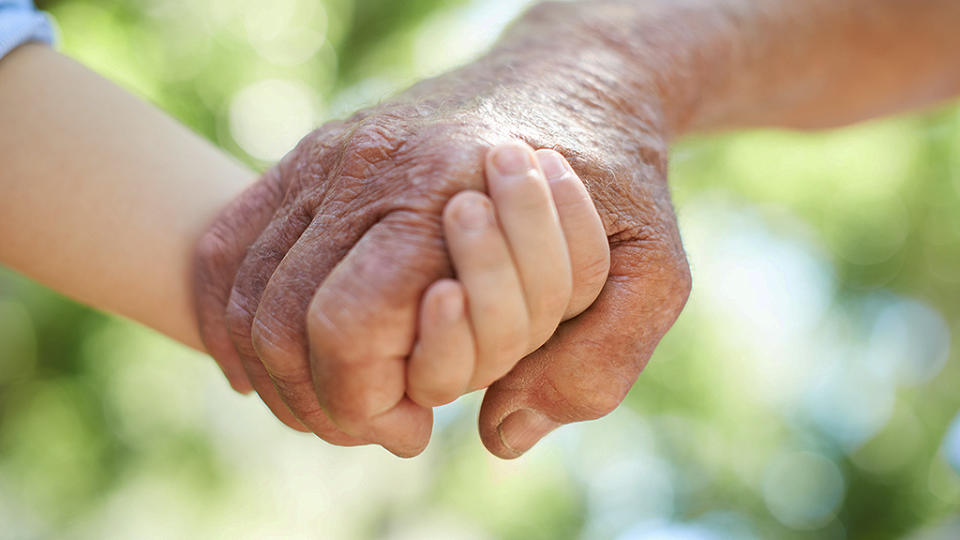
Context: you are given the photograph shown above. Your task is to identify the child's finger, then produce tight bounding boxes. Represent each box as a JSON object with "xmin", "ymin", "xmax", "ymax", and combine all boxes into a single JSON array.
[
  {"xmin": 407, "ymin": 280, "xmax": 476, "ymax": 407},
  {"xmin": 442, "ymin": 191, "xmax": 530, "ymax": 391},
  {"xmin": 485, "ymin": 143, "xmax": 573, "ymax": 349},
  {"xmin": 534, "ymin": 149, "xmax": 611, "ymax": 320}
]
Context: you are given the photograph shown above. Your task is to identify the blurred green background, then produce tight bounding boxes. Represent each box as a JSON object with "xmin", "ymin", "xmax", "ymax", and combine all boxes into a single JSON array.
[{"xmin": 2, "ymin": 0, "xmax": 960, "ymax": 538}]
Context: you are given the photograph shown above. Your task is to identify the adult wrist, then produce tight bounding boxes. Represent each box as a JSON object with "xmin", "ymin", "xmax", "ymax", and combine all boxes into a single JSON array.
[{"xmin": 495, "ymin": 0, "xmax": 741, "ymax": 138}]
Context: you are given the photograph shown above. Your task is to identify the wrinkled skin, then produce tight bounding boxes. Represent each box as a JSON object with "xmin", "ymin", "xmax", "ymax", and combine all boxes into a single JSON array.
[{"xmin": 194, "ymin": 5, "xmax": 691, "ymax": 458}]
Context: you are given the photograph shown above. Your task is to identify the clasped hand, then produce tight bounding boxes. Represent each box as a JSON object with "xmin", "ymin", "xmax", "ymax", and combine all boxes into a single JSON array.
[{"xmin": 195, "ymin": 98, "xmax": 690, "ymax": 458}]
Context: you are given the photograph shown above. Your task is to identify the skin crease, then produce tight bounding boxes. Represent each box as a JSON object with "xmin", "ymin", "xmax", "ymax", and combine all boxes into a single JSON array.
[{"xmin": 194, "ymin": 0, "xmax": 960, "ymax": 458}]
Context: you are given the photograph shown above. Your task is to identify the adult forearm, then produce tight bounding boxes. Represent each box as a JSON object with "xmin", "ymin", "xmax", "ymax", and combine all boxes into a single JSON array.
[
  {"xmin": 493, "ymin": 0, "xmax": 960, "ymax": 137},
  {"xmin": 680, "ymin": 0, "xmax": 960, "ymax": 130},
  {"xmin": 0, "ymin": 45, "xmax": 255, "ymax": 350}
]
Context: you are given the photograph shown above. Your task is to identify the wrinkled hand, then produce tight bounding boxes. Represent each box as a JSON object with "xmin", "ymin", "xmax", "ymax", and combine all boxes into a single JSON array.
[{"xmin": 194, "ymin": 37, "xmax": 690, "ymax": 458}]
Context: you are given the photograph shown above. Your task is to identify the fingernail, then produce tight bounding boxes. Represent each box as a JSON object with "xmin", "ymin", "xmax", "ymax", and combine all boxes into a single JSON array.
[
  {"xmin": 491, "ymin": 144, "xmax": 536, "ymax": 178},
  {"xmin": 498, "ymin": 409, "xmax": 559, "ymax": 456},
  {"xmin": 455, "ymin": 196, "xmax": 491, "ymax": 231},
  {"xmin": 538, "ymin": 151, "xmax": 571, "ymax": 181}
]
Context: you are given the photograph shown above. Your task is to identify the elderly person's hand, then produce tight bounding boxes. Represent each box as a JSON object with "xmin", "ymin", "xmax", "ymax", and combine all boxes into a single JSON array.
[
  {"xmin": 194, "ymin": 0, "xmax": 960, "ymax": 457},
  {"xmin": 193, "ymin": 3, "xmax": 692, "ymax": 458}
]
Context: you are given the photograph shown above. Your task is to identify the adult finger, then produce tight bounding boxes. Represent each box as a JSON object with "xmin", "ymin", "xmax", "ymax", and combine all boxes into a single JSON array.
[
  {"xmin": 307, "ymin": 211, "xmax": 444, "ymax": 457},
  {"xmin": 194, "ymin": 173, "xmax": 282, "ymax": 394},
  {"xmin": 195, "ymin": 121, "xmax": 347, "ymax": 395},
  {"xmin": 230, "ymin": 201, "xmax": 381, "ymax": 445},
  {"xmin": 223, "ymin": 203, "xmax": 318, "ymax": 434}
]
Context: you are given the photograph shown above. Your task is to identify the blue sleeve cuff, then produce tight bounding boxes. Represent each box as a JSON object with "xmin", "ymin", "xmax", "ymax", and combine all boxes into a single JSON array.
[
  {"xmin": 947, "ymin": 413, "xmax": 960, "ymax": 474},
  {"xmin": 0, "ymin": 1, "xmax": 55, "ymax": 61}
]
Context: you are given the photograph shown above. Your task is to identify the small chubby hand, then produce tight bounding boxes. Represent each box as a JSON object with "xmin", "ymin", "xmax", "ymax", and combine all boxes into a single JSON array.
[{"xmin": 407, "ymin": 143, "xmax": 609, "ymax": 407}]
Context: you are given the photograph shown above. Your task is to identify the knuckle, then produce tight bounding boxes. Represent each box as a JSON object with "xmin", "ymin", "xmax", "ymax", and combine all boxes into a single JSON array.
[
  {"xmin": 578, "ymin": 386, "xmax": 625, "ymax": 419},
  {"xmin": 379, "ymin": 208, "xmax": 446, "ymax": 256},
  {"xmin": 297, "ymin": 404, "xmax": 333, "ymax": 428},
  {"xmin": 193, "ymin": 179, "xmax": 283, "ymax": 278},
  {"xmin": 324, "ymin": 404, "xmax": 370, "ymax": 433},
  {"xmin": 306, "ymin": 301, "xmax": 352, "ymax": 361},
  {"xmin": 193, "ymin": 230, "xmax": 237, "ymax": 344},
  {"xmin": 224, "ymin": 295, "xmax": 255, "ymax": 342},
  {"xmin": 277, "ymin": 415, "xmax": 309, "ymax": 433},
  {"xmin": 307, "ymin": 297, "xmax": 389, "ymax": 370},
  {"xmin": 608, "ymin": 216, "xmax": 672, "ymax": 251},
  {"xmin": 306, "ymin": 288, "xmax": 382, "ymax": 354},
  {"xmin": 336, "ymin": 111, "xmax": 496, "ymax": 211},
  {"xmin": 543, "ymin": 347, "xmax": 634, "ymax": 422},
  {"xmin": 250, "ymin": 315, "xmax": 303, "ymax": 369},
  {"xmin": 404, "ymin": 125, "xmax": 490, "ymax": 192},
  {"xmin": 566, "ymin": 376, "xmax": 629, "ymax": 420},
  {"xmin": 339, "ymin": 119, "xmax": 409, "ymax": 179},
  {"xmin": 610, "ymin": 214, "xmax": 691, "ymax": 322},
  {"xmin": 653, "ymin": 240, "xmax": 693, "ymax": 318},
  {"xmin": 194, "ymin": 227, "xmax": 231, "ymax": 278},
  {"xmin": 315, "ymin": 426, "xmax": 364, "ymax": 448},
  {"xmin": 673, "ymin": 257, "xmax": 693, "ymax": 308},
  {"xmin": 271, "ymin": 375, "xmax": 313, "ymax": 406}
]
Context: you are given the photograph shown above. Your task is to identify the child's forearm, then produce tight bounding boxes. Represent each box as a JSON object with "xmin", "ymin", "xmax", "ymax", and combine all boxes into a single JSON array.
[{"xmin": 0, "ymin": 44, "xmax": 256, "ymax": 350}]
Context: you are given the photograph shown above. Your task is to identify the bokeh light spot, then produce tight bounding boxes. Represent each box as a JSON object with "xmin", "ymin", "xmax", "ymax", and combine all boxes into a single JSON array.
[
  {"xmin": 228, "ymin": 78, "xmax": 321, "ymax": 162},
  {"xmin": 762, "ymin": 451, "xmax": 845, "ymax": 530}
]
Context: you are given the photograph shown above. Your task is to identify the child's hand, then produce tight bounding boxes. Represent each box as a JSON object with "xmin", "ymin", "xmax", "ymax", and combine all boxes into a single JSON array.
[{"xmin": 407, "ymin": 142, "xmax": 610, "ymax": 407}]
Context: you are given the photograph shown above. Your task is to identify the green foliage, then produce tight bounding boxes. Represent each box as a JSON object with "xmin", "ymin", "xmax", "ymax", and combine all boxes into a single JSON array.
[{"xmin": 334, "ymin": 0, "xmax": 471, "ymax": 84}]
